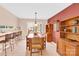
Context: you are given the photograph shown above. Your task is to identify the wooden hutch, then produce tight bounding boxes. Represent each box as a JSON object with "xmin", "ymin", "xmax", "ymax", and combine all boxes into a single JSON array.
[{"xmin": 57, "ymin": 16, "xmax": 79, "ymax": 56}]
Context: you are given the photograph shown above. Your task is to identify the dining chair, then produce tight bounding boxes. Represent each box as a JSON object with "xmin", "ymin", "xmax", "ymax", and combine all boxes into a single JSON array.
[
  {"xmin": 29, "ymin": 37, "xmax": 43, "ymax": 56},
  {"xmin": 41, "ymin": 33, "xmax": 46, "ymax": 49},
  {"xmin": 5, "ymin": 34, "xmax": 12, "ymax": 56},
  {"xmin": 26, "ymin": 35, "xmax": 29, "ymax": 49},
  {"xmin": 43, "ymin": 34, "xmax": 46, "ymax": 49}
]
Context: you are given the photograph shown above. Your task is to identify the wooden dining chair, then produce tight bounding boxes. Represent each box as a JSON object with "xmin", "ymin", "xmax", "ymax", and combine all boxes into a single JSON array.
[
  {"xmin": 44, "ymin": 34, "xmax": 46, "ymax": 49},
  {"xmin": 29, "ymin": 37, "xmax": 43, "ymax": 56},
  {"xmin": 26, "ymin": 35, "xmax": 29, "ymax": 49},
  {"xmin": 41, "ymin": 33, "xmax": 46, "ymax": 49}
]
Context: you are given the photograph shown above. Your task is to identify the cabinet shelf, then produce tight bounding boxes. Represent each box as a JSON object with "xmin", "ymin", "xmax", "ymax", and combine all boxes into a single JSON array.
[
  {"xmin": 61, "ymin": 24, "xmax": 79, "ymax": 28},
  {"xmin": 60, "ymin": 31, "xmax": 79, "ymax": 35}
]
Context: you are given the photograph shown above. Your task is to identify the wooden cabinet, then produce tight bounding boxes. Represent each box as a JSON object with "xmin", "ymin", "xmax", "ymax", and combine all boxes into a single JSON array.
[
  {"xmin": 57, "ymin": 16, "xmax": 79, "ymax": 56},
  {"xmin": 65, "ymin": 40, "xmax": 79, "ymax": 56},
  {"xmin": 57, "ymin": 39, "xmax": 66, "ymax": 55},
  {"xmin": 46, "ymin": 24, "xmax": 53, "ymax": 42},
  {"xmin": 66, "ymin": 44, "xmax": 76, "ymax": 56},
  {"xmin": 57, "ymin": 38, "xmax": 79, "ymax": 56}
]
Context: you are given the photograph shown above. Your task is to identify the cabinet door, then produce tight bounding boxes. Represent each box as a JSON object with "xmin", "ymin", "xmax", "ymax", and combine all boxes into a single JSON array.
[
  {"xmin": 57, "ymin": 39, "xmax": 66, "ymax": 55},
  {"xmin": 66, "ymin": 45, "xmax": 76, "ymax": 56}
]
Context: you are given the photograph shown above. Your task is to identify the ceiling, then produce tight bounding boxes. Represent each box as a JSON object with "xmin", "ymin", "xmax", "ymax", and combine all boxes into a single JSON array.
[{"xmin": 0, "ymin": 3, "xmax": 72, "ymax": 20}]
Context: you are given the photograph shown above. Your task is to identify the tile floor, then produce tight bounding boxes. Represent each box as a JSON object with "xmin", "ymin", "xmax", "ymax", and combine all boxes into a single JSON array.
[{"xmin": 0, "ymin": 39, "xmax": 59, "ymax": 56}]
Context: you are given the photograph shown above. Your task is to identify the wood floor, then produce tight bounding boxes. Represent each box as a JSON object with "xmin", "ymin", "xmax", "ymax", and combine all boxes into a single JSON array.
[{"xmin": 0, "ymin": 39, "xmax": 59, "ymax": 56}]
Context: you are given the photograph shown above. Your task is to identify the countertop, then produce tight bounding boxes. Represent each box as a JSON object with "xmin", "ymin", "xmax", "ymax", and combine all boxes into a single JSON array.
[{"xmin": 0, "ymin": 30, "xmax": 21, "ymax": 37}]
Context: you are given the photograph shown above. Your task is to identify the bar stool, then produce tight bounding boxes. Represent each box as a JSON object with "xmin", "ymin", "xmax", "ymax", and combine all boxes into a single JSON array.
[
  {"xmin": 16, "ymin": 31, "xmax": 22, "ymax": 41},
  {"xmin": 18, "ymin": 31, "xmax": 22, "ymax": 40},
  {"xmin": 10, "ymin": 33, "xmax": 15, "ymax": 51},
  {"xmin": 15, "ymin": 32, "xmax": 18, "ymax": 41},
  {"xmin": 13, "ymin": 32, "xmax": 19, "ymax": 43},
  {"xmin": 4, "ymin": 34, "xmax": 11, "ymax": 56},
  {"xmin": 17, "ymin": 31, "xmax": 21, "ymax": 40},
  {"xmin": 0, "ymin": 37, "xmax": 6, "ymax": 56},
  {"xmin": 16, "ymin": 32, "xmax": 19, "ymax": 42},
  {"xmin": 13, "ymin": 32, "xmax": 16, "ymax": 42}
]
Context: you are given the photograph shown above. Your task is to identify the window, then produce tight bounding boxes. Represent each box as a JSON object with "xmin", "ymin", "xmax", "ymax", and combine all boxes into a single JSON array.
[{"xmin": 53, "ymin": 20, "xmax": 59, "ymax": 32}]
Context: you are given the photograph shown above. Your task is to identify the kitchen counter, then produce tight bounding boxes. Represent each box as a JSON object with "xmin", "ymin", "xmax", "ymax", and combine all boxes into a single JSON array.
[
  {"xmin": 0, "ymin": 30, "xmax": 22, "ymax": 41},
  {"xmin": 0, "ymin": 30, "xmax": 21, "ymax": 37}
]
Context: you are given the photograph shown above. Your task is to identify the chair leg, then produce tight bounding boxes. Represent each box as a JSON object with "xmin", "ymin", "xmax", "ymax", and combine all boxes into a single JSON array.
[
  {"xmin": 10, "ymin": 40, "xmax": 12, "ymax": 52},
  {"xmin": 44, "ymin": 43, "xmax": 46, "ymax": 48},
  {"xmin": 29, "ymin": 46, "xmax": 30, "ymax": 50},
  {"xmin": 12, "ymin": 40, "xmax": 14, "ymax": 49},
  {"xmin": 4, "ymin": 42, "xmax": 7, "ymax": 56},
  {"xmin": 2, "ymin": 43, "xmax": 4, "ymax": 51},
  {"xmin": 13, "ymin": 43, "xmax": 14, "ymax": 49},
  {"xmin": 30, "ymin": 49, "xmax": 32, "ymax": 56},
  {"xmin": 41, "ymin": 50, "xmax": 42, "ymax": 55}
]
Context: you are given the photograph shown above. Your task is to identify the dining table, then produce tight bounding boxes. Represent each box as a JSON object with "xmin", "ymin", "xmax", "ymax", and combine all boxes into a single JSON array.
[
  {"xmin": 26, "ymin": 33, "xmax": 46, "ymax": 50},
  {"xmin": 27, "ymin": 33, "xmax": 45, "ymax": 39}
]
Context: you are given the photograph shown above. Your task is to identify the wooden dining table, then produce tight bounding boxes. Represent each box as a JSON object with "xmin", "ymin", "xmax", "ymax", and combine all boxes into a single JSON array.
[
  {"xmin": 26, "ymin": 33, "xmax": 46, "ymax": 50},
  {"xmin": 27, "ymin": 33, "xmax": 45, "ymax": 39}
]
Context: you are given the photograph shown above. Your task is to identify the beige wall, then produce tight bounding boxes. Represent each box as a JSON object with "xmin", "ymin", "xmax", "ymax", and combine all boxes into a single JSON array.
[{"xmin": 0, "ymin": 6, "xmax": 18, "ymax": 32}]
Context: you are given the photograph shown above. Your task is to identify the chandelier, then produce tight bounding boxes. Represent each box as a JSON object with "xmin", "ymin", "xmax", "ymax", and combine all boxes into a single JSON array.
[
  {"xmin": 35, "ymin": 12, "xmax": 37, "ymax": 25},
  {"xmin": 34, "ymin": 12, "xmax": 38, "ymax": 33}
]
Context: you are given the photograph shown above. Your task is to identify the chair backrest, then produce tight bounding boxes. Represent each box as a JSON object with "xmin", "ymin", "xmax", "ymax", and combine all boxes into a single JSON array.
[
  {"xmin": 5, "ymin": 34, "xmax": 11, "ymax": 42},
  {"xmin": 32, "ymin": 37, "xmax": 42, "ymax": 44}
]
